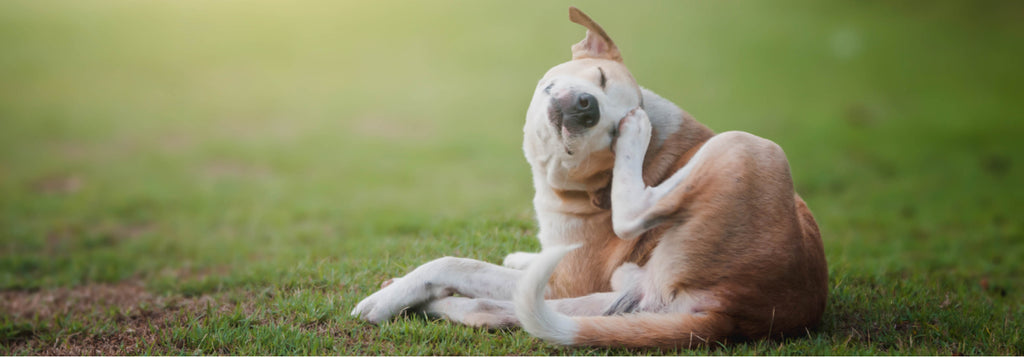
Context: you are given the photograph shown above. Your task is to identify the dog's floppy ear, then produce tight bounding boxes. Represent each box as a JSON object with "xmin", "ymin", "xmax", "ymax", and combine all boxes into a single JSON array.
[{"xmin": 569, "ymin": 7, "xmax": 622, "ymax": 62}]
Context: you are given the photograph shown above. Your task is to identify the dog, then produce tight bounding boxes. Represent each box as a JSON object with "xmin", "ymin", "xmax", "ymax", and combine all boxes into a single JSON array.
[{"xmin": 352, "ymin": 7, "xmax": 828, "ymax": 348}]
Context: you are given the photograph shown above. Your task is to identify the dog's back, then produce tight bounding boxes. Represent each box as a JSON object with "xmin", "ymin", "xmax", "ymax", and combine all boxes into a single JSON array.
[{"xmin": 629, "ymin": 89, "xmax": 828, "ymax": 341}]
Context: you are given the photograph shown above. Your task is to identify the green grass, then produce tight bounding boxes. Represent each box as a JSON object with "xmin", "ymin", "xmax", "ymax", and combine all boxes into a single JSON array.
[{"xmin": 1, "ymin": 0, "xmax": 1022, "ymax": 354}]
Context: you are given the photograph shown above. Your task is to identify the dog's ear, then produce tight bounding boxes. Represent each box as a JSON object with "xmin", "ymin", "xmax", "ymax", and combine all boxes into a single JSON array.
[{"xmin": 569, "ymin": 7, "xmax": 622, "ymax": 62}]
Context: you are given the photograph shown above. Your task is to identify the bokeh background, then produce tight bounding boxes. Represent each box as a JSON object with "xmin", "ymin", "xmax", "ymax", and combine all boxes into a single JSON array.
[{"xmin": 1, "ymin": 1, "xmax": 1022, "ymax": 354}]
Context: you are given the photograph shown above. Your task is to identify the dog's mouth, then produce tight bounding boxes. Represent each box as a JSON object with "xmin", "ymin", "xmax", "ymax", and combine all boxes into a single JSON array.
[
  {"xmin": 547, "ymin": 100, "xmax": 564, "ymax": 135},
  {"xmin": 548, "ymin": 105, "xmax": 583, "ymax": 156},
  {"xmin": 546, "ymin": 97, "xmax": 572, "ymax": 155},
  {"xmin": 608, "ymin": 122, "xmax": 620, "ymax": 152}
]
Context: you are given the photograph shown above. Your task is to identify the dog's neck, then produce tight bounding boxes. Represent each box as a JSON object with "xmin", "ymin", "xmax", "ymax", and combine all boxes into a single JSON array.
[
  {"xmin": 532, "ymin": 168, "xmax": 611, "ymax": 215},
  {"xmin": 531, "ymin": 170, "xmax": 612, "ymax": 248}
]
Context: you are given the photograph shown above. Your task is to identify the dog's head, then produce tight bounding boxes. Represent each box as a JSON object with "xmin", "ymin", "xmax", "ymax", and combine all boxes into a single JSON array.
[{"xmin": 524, "ymin": 7, "xmax": 642, "ymax": 193}]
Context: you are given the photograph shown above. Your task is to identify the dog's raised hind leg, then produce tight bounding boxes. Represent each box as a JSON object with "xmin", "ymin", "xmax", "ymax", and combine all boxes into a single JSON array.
[{"xmin": 611, "ymin": 108, "xmax": 710, "ymax": 240}]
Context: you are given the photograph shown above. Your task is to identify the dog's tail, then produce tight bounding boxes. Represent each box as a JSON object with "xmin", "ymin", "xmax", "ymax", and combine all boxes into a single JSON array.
[{"xmin": 514, "ymin": 245, "xmax": 732, "ymax": 348}]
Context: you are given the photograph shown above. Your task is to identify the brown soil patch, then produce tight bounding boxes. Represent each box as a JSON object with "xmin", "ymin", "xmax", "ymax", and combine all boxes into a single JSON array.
[
  {"xmin": 29, "ymin": 174, "xmax": 82, "ymax": 195},
  {"xmin": 1, "ymin": 282, "xmax": 245, "ymax": 355}
]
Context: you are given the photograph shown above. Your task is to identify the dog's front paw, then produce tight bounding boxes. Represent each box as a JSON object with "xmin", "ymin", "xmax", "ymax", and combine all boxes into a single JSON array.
[
  {"xmin": 351, "ymin": 277, "xmax": 429, "ymax": 324},
  {"xmin": 502, "ymin": 252, "xmax": 537, "ymax": 270}
]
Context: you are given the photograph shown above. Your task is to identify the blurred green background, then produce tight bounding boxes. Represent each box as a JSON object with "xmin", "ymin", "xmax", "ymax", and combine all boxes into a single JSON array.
[{"xmin": 1, "ymin": 1, "xmax": 1022, "ymax": 354}]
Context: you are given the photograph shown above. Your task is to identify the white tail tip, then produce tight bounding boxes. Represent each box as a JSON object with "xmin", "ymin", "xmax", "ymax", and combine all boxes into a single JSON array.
[{"xmin": 514, "ymin": 244, "xmax": 581, "ymax": 345}]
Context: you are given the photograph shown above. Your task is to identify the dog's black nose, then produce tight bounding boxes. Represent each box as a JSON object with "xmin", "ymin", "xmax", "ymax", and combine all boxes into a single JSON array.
[
  {"xmin": 563, "ymin": 93, "xmax": 600, "ymax": 130},
  {"xmin": 576, "ymin": 93, "xmax": 594, "ymax": 111}
]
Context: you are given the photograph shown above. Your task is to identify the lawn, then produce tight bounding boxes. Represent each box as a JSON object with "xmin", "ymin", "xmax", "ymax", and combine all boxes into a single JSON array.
[{"xmin": 1, "ymin": 1, "xmax": 1022, "ymax": 355}]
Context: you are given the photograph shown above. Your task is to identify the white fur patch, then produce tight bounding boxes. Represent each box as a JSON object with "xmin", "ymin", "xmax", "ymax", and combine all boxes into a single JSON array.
[
  {"xmin": 514, "ymin": 244, "xmax": 581, "ymax": 345},
  {"xmin": 502, "ymin": 252, "xmax": 538, "ymax": 270}
]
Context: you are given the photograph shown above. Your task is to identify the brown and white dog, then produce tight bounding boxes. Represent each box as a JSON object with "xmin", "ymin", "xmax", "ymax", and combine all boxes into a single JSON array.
[{"xmin": 352, "ymin": 7, "xmax": 828, "ymax": 348}]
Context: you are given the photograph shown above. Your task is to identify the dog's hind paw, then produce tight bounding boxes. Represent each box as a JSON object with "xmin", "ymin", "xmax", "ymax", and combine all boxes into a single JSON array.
[{"xmin": 615, "ymin": 107, "xmax": 652, "ymax": 154}]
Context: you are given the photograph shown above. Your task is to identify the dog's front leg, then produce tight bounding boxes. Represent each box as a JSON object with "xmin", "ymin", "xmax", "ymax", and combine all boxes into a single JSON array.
[
  {"xmin": 612, "ymin": 108, "xmax": 709, "ymax": 239},
  {"xmin": 351, "ymin": 257, "xmax": 522, "ymax": 324}
]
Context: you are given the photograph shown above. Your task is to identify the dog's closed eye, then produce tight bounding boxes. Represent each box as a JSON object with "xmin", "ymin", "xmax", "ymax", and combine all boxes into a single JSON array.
[{"xmin": 598, "ymin": 67, "xmax": 607, "ymax": 89}]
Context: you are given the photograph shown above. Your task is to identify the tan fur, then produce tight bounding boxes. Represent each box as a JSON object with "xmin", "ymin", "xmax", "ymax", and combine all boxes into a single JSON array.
[
  {"xmin": 569, "ymin": 7, "xmax": 622, "ymax": 62},
  {"xmin": 521, "ymin": 7, "xmax": 828, "ymax": 347},
  {"xmin": 576, "ymin": 312, "xmax": 734, "ymax": 348},
  {"xmin": 354, "ymin": 7, "xmax": 827, "ymax": 349},
  {"xmin": 546, "ymin": 123, "xmax": 827, "ymax": 348}
]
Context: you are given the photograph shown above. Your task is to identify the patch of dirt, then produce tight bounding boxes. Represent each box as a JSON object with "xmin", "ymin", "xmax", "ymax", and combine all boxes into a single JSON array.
[
  {"xmin": 155, "ymin": 265, "xmax": 233, "ymax": 283},
  {"xmin": 29, "ymin": 174, "xmax": 82, "ymax": 195},
  {"xmin": 0, "ymin": 281, "xmax": 248, "ymax": 355}
]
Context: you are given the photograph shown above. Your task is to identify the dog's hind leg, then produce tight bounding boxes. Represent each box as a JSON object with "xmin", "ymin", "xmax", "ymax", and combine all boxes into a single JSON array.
[
  {"xmin": 611, "ymin": 108, "xmax": 710, "ymax": 240},
  {"xmin": 613, "ymin": 108, "xmax": 792, "ymax": 241},
  {"xmin": 421, "ymin": 292, "xmax": 623, "ymax": 329},
  {"xmin": 418, "ymin": 262, "xmax": 645, "ymax": 329},
  {"xmin": 420, "ymin": 297, "xmax": 519, "ymax": 329}
]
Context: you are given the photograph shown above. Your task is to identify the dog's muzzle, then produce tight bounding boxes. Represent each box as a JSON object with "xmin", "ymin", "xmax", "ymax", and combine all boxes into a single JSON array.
[{"xmin": 548, "ymin": 92, "xmax": 600, "ymax": 135}]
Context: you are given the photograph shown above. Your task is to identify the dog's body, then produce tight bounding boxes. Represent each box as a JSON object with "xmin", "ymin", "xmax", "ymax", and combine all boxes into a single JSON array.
[{"xmin": 352, "ymin": 8, "xmax": 827, "ymax": 348}]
